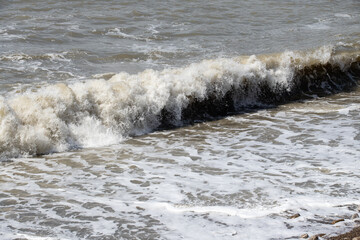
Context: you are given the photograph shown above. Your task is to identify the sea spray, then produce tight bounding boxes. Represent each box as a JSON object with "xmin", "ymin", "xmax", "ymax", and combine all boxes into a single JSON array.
[{"xmin": 0, "ymin": 45, "xmax": 359, "ymax": 159}]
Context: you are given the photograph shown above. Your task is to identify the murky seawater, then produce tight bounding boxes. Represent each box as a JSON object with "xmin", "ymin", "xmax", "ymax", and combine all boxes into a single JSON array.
[{"xmin": 1, "ymin": 0, "xmax": 360, "ymax": 239}]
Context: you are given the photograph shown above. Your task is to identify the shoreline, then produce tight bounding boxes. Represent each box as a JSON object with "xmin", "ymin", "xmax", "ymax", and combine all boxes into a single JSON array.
[
  {"xmin": 323, "ymin": 205, "xmax": 360, "ymax": 240},
  {"xmin": 285, "ymin": 204, "xmax": 360, "ymax": 239},
  {"xmin": 326, "ymin": 226, "xmax": 360, "ymax": 240}
]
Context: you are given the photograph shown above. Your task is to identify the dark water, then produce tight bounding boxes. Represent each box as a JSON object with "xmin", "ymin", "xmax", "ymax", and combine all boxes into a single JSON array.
[{"xmin": 1, "ymin": 0, "xmax": 359, "ymax": 84}]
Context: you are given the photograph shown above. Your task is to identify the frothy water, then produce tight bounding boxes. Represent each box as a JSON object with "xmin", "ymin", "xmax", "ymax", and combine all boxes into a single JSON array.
[
  {"xmin": 1, "ymin": 0, "xmax": 360, "ymax": 239},
  {"xmin": 1, "ymin": 90, "xmax": 360, "ymax": 239}
]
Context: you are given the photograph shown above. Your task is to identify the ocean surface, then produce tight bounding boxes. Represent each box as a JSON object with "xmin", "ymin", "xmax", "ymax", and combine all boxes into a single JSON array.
[{"xmin": 1, "ymin": 1, "xmax": 360, "ymax": 239}]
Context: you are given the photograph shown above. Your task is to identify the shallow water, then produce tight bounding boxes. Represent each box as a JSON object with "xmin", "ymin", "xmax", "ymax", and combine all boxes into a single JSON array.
[
  {"xmin": 1, "ymin": 0, "xmax": 360, "ymax": 239},
  {"xmin": 1, "ymin": 90, "xmax": 360, "ymax": 239}
]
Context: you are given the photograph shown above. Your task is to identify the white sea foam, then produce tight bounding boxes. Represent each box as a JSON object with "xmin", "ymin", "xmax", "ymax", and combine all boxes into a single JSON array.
[
  {"xmin": 334, "ymin": 13, "xmax": 352, "ymax": 18},
  {"xmin": 0, "ymin": 52, "xmax": 70, "ymax": 62},
  {"xmin": 105, "ymin": 27, "xmax": 148, "ymax": 41},
  {"xmin": 306, "ymin": 22, "xmax": 331, "ymax": 30},
  {"xmin": 1, "ymin": 87, "xmax": 360, "ymax": 239}
]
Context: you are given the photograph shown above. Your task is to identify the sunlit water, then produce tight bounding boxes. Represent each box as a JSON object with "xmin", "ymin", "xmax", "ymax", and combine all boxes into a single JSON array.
[{"xmin": 1, "ymin": 0, "xmax": 360, "ymax": 239}]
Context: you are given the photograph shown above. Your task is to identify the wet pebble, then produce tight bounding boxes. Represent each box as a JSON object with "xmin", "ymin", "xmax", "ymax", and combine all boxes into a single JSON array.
[
  {"xmin": 332, "ymin": 219, "xmax": 345, "ymax": 224},
  {"xmin": 289, "ymin": 213, "xmax": 301, "ymax": 219},
  {"xmin": 308, "ymin": 235, "xmax": 318, "ymax": 240},
  {"xmin": 300, "ymin": 233, "xmax": 309, "ymax": 238}
]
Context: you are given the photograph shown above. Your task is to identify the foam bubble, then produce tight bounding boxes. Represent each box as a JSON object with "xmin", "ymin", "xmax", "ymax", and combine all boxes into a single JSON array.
[
  {"xmin": 306, "ymin": 22, "xmax": 331, "ymax": 30},
  {"xmin": 334, "ymin": 13, "xmax": 352, "ymax": 18}
]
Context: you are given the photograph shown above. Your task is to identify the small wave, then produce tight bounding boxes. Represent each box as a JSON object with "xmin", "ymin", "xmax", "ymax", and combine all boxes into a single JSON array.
[
  {"xmin": 0, "ymin": 32, "xmax": 27, "ymax": 41},
  {"xmin": 0, "ymin": 44, "xmax": 359, "ymax": 159},
  {"xmin": 306, "ymin": 22, "xmax": 331, "ymax": 30},
  {"xmin": 334, "ymin": 13, "xmax": 352, "ymax": 18},
  {"xmin": 0, "ymin": 52, "xmax": 70, "ymax": 62},
  {"xmin": 104, "ymin": 28, "xmax": 149, "ymax": 41}
]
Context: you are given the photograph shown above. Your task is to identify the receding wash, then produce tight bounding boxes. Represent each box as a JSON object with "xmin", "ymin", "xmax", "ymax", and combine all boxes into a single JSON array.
[{"xmin": 0, "ymin": 1, "xmax": 359, "ymax": 239}]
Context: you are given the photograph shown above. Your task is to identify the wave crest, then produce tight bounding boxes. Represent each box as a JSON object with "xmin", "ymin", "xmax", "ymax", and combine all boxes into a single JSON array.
[{"xmin": 1, "ymin": 45, "xmax": 359, "ymax": 159}]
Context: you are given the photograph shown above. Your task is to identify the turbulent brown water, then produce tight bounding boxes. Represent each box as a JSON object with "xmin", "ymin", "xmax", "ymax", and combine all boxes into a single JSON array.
[{"xmin": 0, "ymin": 1, "xmax": 360, "ymax": 239}]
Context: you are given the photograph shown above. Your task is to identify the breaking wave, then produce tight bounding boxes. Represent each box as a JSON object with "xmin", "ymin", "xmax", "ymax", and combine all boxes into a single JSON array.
[{"xmin": 1, "ymin": 45, "xmax": 359, "ymax": 159}]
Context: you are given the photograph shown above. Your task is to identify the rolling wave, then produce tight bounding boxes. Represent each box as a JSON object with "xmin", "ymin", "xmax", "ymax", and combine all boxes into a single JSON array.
[{"xmin": 0, "ymin": 45, "xmax": 359, "ymax": 159}]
